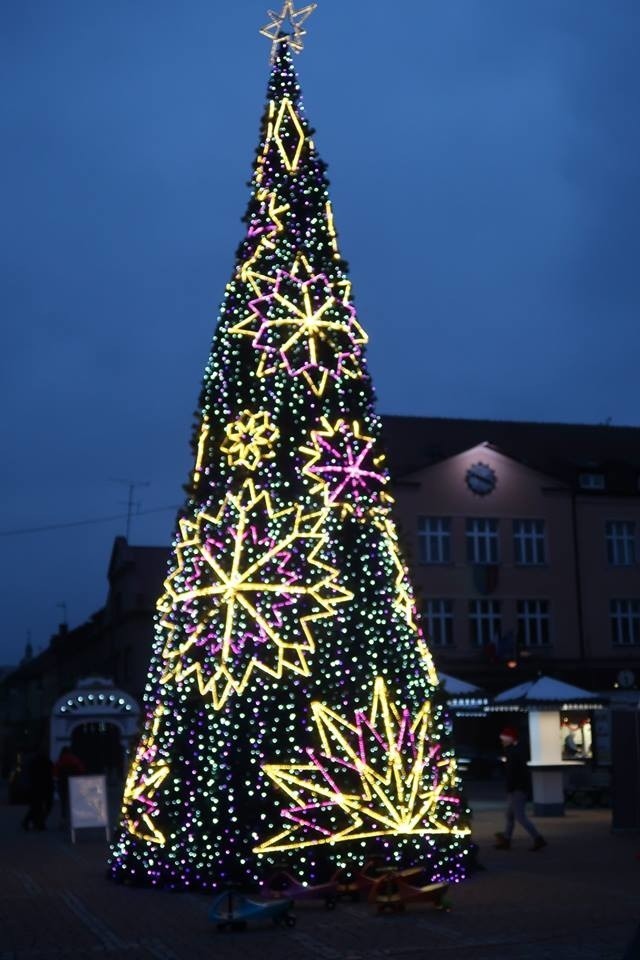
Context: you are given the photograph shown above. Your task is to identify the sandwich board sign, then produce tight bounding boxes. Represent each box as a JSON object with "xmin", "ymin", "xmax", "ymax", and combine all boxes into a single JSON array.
[{"xmin": 68, "ymin": 775, "xmax": 110, "ymax": 842}]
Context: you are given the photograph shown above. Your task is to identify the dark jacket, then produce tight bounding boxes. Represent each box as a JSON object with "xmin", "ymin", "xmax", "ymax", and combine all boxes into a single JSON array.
[
  {"xmin": 27, "ymin": 753, "xmax": 54, "ymax": 804},
  {"xmin": 503, "ymin": 742, "xmax": 531, "ymax": 793}
]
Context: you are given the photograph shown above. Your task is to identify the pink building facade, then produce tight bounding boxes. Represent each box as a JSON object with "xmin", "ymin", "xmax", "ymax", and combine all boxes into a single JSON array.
[{"xmin": 383, "ymin": 416, "xmax": 640, "ymax": 694}]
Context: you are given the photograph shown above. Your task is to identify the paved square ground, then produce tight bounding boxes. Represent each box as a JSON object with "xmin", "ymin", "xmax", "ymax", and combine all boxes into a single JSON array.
[{"xmin": 1, "ymin": 784, "xmax": 637, "ymax": 960}]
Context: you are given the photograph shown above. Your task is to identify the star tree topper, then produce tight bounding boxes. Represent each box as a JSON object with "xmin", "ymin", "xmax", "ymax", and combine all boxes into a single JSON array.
[{"xmin": 261, "ymin": 1, "xmax": 318, "ymax": 59}]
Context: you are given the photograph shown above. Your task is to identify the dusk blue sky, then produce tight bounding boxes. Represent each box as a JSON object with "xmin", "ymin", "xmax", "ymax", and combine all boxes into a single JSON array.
[{"xmin": 2, "ymin": 0, "xmax": 639, "ymax": 665}]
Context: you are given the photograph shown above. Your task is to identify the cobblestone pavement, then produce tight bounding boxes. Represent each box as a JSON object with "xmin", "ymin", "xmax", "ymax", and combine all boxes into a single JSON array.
[{"xmin": 1, "ymin": 785, "xmax": 638, "ymax": 960}]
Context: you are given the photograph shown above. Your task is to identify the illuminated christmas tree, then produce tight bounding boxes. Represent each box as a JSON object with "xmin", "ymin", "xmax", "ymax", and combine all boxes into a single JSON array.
[{"xmin": 109, "ymin": 3, "xmax": 471, "ymax": 891}]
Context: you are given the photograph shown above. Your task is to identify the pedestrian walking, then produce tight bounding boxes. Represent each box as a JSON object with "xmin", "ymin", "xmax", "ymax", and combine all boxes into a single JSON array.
[
  {"xmin": 494, "ymin": 726, "xmax": 547, "ymax": 852},
  {"xmin": 21, "ymin": 748, "xmax": 54, "ymax": 831}
]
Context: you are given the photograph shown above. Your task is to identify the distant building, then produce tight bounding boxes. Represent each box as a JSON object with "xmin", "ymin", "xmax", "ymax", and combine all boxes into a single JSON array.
[
  {"xmin": 2, "ymin": 416, "xmax": 639, "ymax": 768},
  {"xmin": 383, "ymin": 415, "xmax": 640, "ymax": 693},
  {"xmin": 0, "ymin": 538, "xmax": 167, "ymax": 772}
]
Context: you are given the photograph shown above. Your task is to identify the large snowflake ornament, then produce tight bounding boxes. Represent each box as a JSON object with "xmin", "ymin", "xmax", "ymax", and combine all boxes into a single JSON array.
[
  {"xmin": 301, "ymin": 418, "xmax": 391, "ymax": 517},
  {"xmin": 159, "ymin": 480, "xmax": 352, "ymax": 709},
  {"xmin": 230, "ymin": 255, "xmax": 367, "ymax": 396},
  {"xmin": 254, "ymin": 677, "xmax": 469, "ymax": 854}
]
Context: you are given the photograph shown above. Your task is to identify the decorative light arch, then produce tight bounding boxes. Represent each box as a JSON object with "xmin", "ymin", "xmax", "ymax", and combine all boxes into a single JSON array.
[{"xmin": 50, "ymin": 677, "xmax": 141, "ymax": 762}]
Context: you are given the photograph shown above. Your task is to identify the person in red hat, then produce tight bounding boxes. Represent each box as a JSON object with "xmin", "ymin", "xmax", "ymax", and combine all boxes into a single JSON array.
[{"xmin": 495, "ymin": 726, "xmax": 547, "ymax": 852}]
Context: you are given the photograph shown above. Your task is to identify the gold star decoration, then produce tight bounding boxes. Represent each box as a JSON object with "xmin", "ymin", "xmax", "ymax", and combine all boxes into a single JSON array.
[
  {"xmin": 260, "ymin": 1, "xmax": 318, "ymax": 60},
  {"xmin": 159, "ymin": 479, "xmax": 352, "ymax": 710},
  {"xmin": 254, "ymin": 677, "xmax": 469, "ymax": 854}
]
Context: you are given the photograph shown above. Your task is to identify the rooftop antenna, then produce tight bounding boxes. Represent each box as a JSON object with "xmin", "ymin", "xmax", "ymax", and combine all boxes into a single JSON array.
[
  {"xmin": 109, "ymin": 478, "xmax": 151, "ymax": 541},
  {"xmin": 57, "ymin": 602, "xmax": 68, "ymax": 626}
]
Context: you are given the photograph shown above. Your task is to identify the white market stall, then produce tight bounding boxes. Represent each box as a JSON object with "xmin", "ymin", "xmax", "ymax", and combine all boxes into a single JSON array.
[{"xmin": 490, "ymin": 676, "xmax": 606, "ymax": 815}]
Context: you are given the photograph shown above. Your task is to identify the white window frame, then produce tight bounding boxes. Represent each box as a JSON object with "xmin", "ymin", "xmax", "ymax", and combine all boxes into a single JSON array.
[
  {"xmin": 466, "ymin": 518, "xmax": 499, "ymax": 565},
  {"xmin": 513, "ymin": 519, "xmax": 546, "ymax": 565},
  {"xmin": 423, "ymin": 599, "xmax": 454, "ymax": 647},
  {"xmin": 606, "ymin": 521, "xmax": 636, "ymax": 567},
  {"xmin": 610, "ymin": 599, "xmax": 640, "ymax": 646},
  {"xmin": 469, "ymin": 599, "xmax": 501, "ymax": 647},
  {"xmin": 417, "ymin": 517, "xmax": 451, "ymax": 565},
  {"xmin": 517, "ymin": 599, "xmax": 550, "ymax": 647}
]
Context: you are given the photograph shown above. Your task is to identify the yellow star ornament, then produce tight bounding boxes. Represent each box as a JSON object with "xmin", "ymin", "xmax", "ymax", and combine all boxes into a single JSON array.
[
  {"xmin": 260, "ymin": 2, "xmax": 318, "ymax": 59},
  {"xmin": 254, "ymin": 677, "xmax": 470, "ymax": 854}
]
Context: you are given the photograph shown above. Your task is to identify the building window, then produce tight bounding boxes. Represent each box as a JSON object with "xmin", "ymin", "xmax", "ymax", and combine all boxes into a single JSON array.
[
  {"xmin": 610, "ymin": 600, "xmax": 640, "ymax": 646},
  {"xmin": 469, "ymin": 599, "xmax": 501, "ymax": 647},
  {"xmin": 579, "ymin": 472, "xmax": 605, "ymax": 490},
  {"xmin": 423, "ymin": 599, "xmax": 454, "ymax": 647},
  {"xmin": 517, "ymin": 599, "xmax": 550, "ymax": 647},
  {"xmin": 513, "ymin": 519, "xmax": 546, "ymax": 565},
  {"xmin": 418, "ymin": 517, "xmax": 451, "ymax": 564},
  {"xmin": 466, "ymin": 519, "xmax": 499, "ymax": 565},
  {"xmin": 606, "ymin": 521, "xmax": 636, "ymax": 567}
]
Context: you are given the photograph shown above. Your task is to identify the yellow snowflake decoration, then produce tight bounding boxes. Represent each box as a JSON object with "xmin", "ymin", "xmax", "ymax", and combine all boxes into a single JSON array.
[
  {"xmin": 121, "ymin": 704, "xmax": 170, "ymax": 846},
  {"xmin": 221, "ymin": 410, "xmax": 279, "ymax": 471},
  {"xmin": 254, "ymin": 677, "xmax": 469, "ymax": 854},
  {"xmin": 230, "ymin": 254, "xmax": 367, "ymax": 397},
  {"xmin": 159, "ymin": 480, "xmax": 352, "ymax": 710}
]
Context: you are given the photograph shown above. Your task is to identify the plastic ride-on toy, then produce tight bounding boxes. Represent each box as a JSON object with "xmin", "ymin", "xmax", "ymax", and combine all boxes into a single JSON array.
[
  {"xmin": 260, "ymin": 863, "xmax": 339, "ymax": 909},
  {"xmin": 209, "ymin": 885, "xmax": 296, "ymax": 931},
  {"xmin": 368, "ymin": 867, "xmax": 451, "ymax": 914}
]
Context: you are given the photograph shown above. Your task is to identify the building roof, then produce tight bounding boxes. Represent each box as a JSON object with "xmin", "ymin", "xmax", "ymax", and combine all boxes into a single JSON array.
[
  {"xmin": 108, "ymin": 536, "xmax": 169, "ymax": 581},
  {"xmin": 492, "ymin": 676, "xmax": 606, "ymax": 710},
  {"xmin": 381, "ymin": 414, "xmax": 640, "ymax": 493},
  {"xmin": 439, "ymin": 672, "xmax": 482, "ymax": 695}
]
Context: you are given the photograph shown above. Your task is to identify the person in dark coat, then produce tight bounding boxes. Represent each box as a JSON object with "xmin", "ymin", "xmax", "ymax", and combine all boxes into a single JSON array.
[
  {"xmin": 21, "ymin": 749, "xmax": 54, "ymax": 831},
  {"xmin": 494, "ymin": 726, "xmax": 547, "ymax": 852}
]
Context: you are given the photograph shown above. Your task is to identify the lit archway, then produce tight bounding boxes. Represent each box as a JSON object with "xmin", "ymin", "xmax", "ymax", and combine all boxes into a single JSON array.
[{"xmin": 50, "ymin": 677, "xmax": 140, "ymax": 773}]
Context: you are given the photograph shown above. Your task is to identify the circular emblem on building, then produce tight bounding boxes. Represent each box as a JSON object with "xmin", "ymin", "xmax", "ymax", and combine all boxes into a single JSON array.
[{"xmin": 465, "ymin": 462, "xmax": 497, "ymax": 496}]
